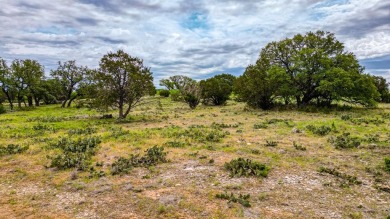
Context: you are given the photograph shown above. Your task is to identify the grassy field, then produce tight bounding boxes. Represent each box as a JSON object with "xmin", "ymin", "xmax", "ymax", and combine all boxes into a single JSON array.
[{"xmin": 0, "ymin": 97, "xmax": 389, "ymax": 218}]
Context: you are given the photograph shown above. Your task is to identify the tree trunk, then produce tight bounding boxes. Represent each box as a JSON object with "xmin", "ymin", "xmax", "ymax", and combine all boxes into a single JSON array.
[
  {"xmin": 61, "ymin": 100, "xmax": 67, "ymax": 108},
  {"xmin": 123, "ymin": 104, "xmax": 132, "ymax": 119},
  {"xmin": 27, "ymin": 96, "xmax": 33, "ymax": 107},
  {"xmin": 34, "ymin": 97, "xmax": 40, "ymax": 106},
  {"xmin": 3, "ymin": 90, "xmax": 14, "ymax": 110},
  {"xmin": 67, "ymin": 95, "xmax": 78, "ymax": 107}
]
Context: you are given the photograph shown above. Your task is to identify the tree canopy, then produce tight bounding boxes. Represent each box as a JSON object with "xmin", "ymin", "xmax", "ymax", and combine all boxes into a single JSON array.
[{"xmin": 234, "ymin": 31, "xmax": 380, "ymax": 109}]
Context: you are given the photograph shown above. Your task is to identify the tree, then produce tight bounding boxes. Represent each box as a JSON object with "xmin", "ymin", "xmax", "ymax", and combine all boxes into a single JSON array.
[
  {"xmin": 161, "ymin": 75, "xmax": 201, "ymax": 109},
  {"xmin": 11, "ymin": 59, "xmax": 44, "ymax": 107},
  {"xmin": 51, "ymin": 60, "xmax": 87, "ymax": 107},
  {"xmin": 200, "ymin": 73, "xmax": 236, "ymax": 105},
  {"xmin": 237, "ymin": 31, "xmax": 379, "ymax": 109},
  {"xmin": 0, "ymin": 58, "xmax": 16, "ymax": 109},
  {"xmin": 372, "ymin": 76, "xmax": 390, "ymax": 103},
  {"xmin": 94, "ymin": 50, "xmax": 155, "ymax": 119},
  {"xmin": 159, "ymin": 79, "xmax": 175, "ymax": 90}
]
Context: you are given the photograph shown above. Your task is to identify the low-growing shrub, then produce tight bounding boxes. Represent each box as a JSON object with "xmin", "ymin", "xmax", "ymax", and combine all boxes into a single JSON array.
[
  {"xmin": 306, "ymin": 125, "xmax": 332, "ymax": 136},
  {"xmin": 293, "ymin": 141, "xmax": 306, "ymax": 151},
  {"xmin": 159, "ymin": 90, "xmax": 170, "ymax": 97},
  {"xmin": 170, "ymin": 90, "xmax": 182, "ymax": 101},
  {"xmin": 68, "ymin": 127, "xmax": 97, "ymax": 135},
  {"xmin": 224, "ymin": 158, "xmax": 269, "ymax": 178},
  {"xmin": 33, "ymin": 123, "xmax": 57, "ymax": 133},
  {"xmin": 385, "ymin": 158, "xmax": 390, "ymax": 172},
  {"xmin": 0, "ymin": 144, "xmax": 29, "ymax": 156},
  {"xmin": 211, "ymin": 122, "xmax": 240, "ymax": 129},
  {"xmin": 319, "ymin": 167, "xmax": 362, "ymax": 186},
  {"xmin": 364, "ymin": 134, "xmax": 380, "ymax": 143},
  {"xmin": 265, "ymin": 140, "xmax": 278, "ymax": 147},
  {"xmin": 253, "ymin": 123, "xmax": 268, "ymax": 129},
  {"xmin": 215, "ymin": 192, "xmax": 251, "ymax": 207},
  {"xmin": 163, "ymin": 141, "xmax": 186, "ymax": 148},
  {"xmin": 47, "ymin": 136, "xmax": 101, "ymax": 170},
  {"xmin": 328, "ymin": 133, "xmax": 361, "ymax": 149},
  {"xmin": 111, "ymin": 146, "xmax": 168, "ymax": 175}
]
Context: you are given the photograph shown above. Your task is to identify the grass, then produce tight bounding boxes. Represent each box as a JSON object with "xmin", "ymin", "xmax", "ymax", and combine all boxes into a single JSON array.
[{"xmin": 0, "ymin": 98, "xmax": 389, "ymax": 218}]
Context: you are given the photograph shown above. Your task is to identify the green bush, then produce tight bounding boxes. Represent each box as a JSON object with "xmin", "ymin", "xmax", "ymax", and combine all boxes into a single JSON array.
[
  {"xmin": 170, "ymin": 90, "xmax": 182, "ymax": 101},
  {"xmin": 215, "ymin": 192, "xmax": 251, "ymax": 207},
  {"xmin": 159, "ymin": 90, "xmax": 170, "ymax": 97},
  {"xmin": 306, "ymin": 125, "xmax": 332, "ymax": 136},
  {"xmin": 385, "ymin": 158, "xmax": 390, "ymax": 172},
  {"xmin": 224, "ymin": 158, "xmax": 269, "ymax": 178},
  {"xmin": 0, "ymin": 104, "xmax": 6, "ymax": 114},
  {"xmin": 328, "ymin": 133, "xmax": 361, "ymax": 149},
  {"xmin": 319, "ymin": 167, "xmax": 362, "ymax": 186},
  {"xmin": 48, "ymin": 136, "xmax": 101, "ymax": 170},
  {"xmin": 111, "ymin": 146, "xmax": 168, "ymax": 175},
  {"xmin": 0, "ymin": 144, "xmax": 29, "ymax": 156},
  {"xmin": 68, "ymin": 127, "xmax": 97, "ymax": 135},
  {"xmin": 293, "ymin": 141, "xmax": 306, "ymax": 151}
]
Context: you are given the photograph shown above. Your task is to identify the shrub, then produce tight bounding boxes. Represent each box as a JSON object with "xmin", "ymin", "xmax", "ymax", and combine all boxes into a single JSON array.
[
  {"xmin": 159, "ymin": 90, "xmax": 170, "ymax": 97},
  {"xmin": 306, "ymin": 125, "xmax": 332, "ymax": 136},
  {"xmin": 48, "ymin": 136, "xmax": 101, "ymax": 170},
  {"xmin": 0, "ymin": 104, "xmax": 6, "ymax": 114},
  {"xmin": 111, "ymin": 146, "xmax": 168, "ymax": 175},
  {"xmin": 33, "ymin": 123, "xmax": 57, "ymax": 133},
  {"xmin": 364, "ymin": 134, "xmax": 380, "ymax": 143},
  {"xmin": 68, "ymin": 127, "xmax": 97, "ymax": 135},
  {"xmin": 170, "ymin": 90, "xmax": 182, "ymax": 101},
  {"xmin": 224, "ymin": 158, "xmax": 269, "ymax": 178},
  {"xmin": 253, "ymin": 123, "xmax": 268, "ymax": 129},
  {"xmin": 385, "ymin": 158, "xmax": 390, "ymax": 172},
  {"xmin": 0, "ymin": 144, "xmax": 29, "ymax": 156},
  {"xmin": 328, "ymin": 133, "xmax": 361, "ymax": 149},
  {"xmin": 184, "ymin": 94, "xmax": 200, "ymax": 109},
  {"xmin": 215, "ymin": 192, "xmax": 251, "ymax": 207},
  {"xmin": 319, "ymin": 167, "xmax": 362, "ymax": 186},
  {"xmin": 163, "ymin": 141, "xmax": 186, "ymax": 148},
  {"xmin": 265, "ymin": 140, "xmax": 278, "ymax": 147},
  {"xmin": 293, "ymin": 141, "xmax": 306, "ymax": 151}
]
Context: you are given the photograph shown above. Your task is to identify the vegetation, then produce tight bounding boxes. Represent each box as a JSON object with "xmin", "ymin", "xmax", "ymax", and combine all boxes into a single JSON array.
[
  {"xmin": 224, "ymin": 158, "xmax": 269, "ymax": 177},
  {"xmin": 199, "ymin": 73, "xmax": 235, "ymax": 105},
  {"xmin": 215, "ymin": 192, "xmax": 251, "ymax": 207},
  {"xmin": 234, "ymin": 31, "xmax": 380, "ymax": 109},
  {"xmin": 0, "ymin": 144, "xmax": 29, "ymax": 156}
]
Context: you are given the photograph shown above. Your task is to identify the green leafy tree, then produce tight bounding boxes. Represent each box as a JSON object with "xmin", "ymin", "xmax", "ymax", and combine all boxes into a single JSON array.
[
  {"xmin": 159, "ymin": 78, "xmax": 175, "ymax": 90},
  {"xmin": 51, "ymin": 60, "xmax": 87, "ymax": 107},
  {"xmin": 236, "ymin": 31, "xmax": 379, "ymax": 109},
  {"xmin": 371, "ymin": 76, "xmax": 390, "ymax": 103},
  {"xmin": 11, "ymin": 59, "xmax": 44, "ymax": 107},
  {"xmin": 200, "ymin": 73, "xmax": 236, "ymax": 105},
  {"xmin": 94, "ymin": 50, "xmax": 155, "ymax": 119},
  {"xmin": 0, "ymin": 58, "xmax": 16, "ymax": 109},
  {"xmin": 164, "ymin": 75, "xmax": 201, "ymax": 109}
]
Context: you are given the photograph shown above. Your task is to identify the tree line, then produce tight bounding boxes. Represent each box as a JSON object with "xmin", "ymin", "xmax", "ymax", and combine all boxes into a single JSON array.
[{"xmin": 1, "ymin": 31, "xmax": 389, "ymax": 117}]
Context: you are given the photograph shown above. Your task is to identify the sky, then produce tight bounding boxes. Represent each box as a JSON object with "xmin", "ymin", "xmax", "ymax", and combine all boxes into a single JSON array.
[{"xmin": 0, "ymin": 0, "xmax": 389, "ymax": 85}]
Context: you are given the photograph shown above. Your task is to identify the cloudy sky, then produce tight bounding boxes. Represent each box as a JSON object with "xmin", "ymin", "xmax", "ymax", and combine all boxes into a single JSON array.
[{"xmin": 0, "ymin": 0, "xmax": 389, "ymax": 84}]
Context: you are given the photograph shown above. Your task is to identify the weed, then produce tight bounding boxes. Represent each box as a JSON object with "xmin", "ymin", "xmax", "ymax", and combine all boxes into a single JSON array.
[
  {"xmin": 265, "ymin": 140, "xmax": 278, "ymax": 147},
  {"xmin": 0, "ymin": 104, "xmax": 6, "ymax": 114},
  {"xmin": 319, "ymin": 167, "xmax": 362, "ymax": 186},
  {"xmin": 328, "ymin": 133, "xmax": 361, "ymax": 149},
  {"xmin": 163, "ymin": 141, "xmax": 186, "ymax": 148},
  {"xmin": 224, "ymin": 158, "xmax": 269, "ymax": 178},
  {"xmin": 68, "ymin": 127, "xmax": 97, "ymax": 135},
  {"xmin": 211, "ymin": 122, "xmax": 240, "ymax": 128},
  {"xmin": 0, "ymin": 144, "xmax": 29, "ymax": 156},
  {"xmin": 293, "ymin": 141, "xmax": 306, "ymax": 151},
  {"xmin": 215, "ymin": 192, "xmax": 251, "ymax": 207},
  {"xmin": 33, "ymin": 123, "xmax": 57, "ymax": 133},
  {"xmin": 47, "ymin": 136, "xmax": 101, "ymax": 170},
  {"xmin": 364, "ymin": 134, "xmax": 380, "ymax": 143},
  {"xmin": 253, "ymin": 123, "xmax": 268, "ymax": 129},
  {"xmin": 385, "ymin": 158, "xmax": 390, "ymax": 172},
  {"xmin": 111, "ymin": 146, "xmax": 168, "ymax": 175},
  {"xmin": 306, "ymin": 125, "xmax": 332, "ymax": 136}
]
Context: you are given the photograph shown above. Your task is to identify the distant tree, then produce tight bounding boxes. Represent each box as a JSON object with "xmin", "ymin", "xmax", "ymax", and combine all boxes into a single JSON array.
[
  {"xmin": 94, "ymin": 50, "xmax": 155, "ymax": 119},
  {"xmin": 159, "ymin": 89, "xmax": 170, "ymax": 97},
  {"xmin": 0, "ymin": 58, "xmax": 16, "ymax": 109},
  {"xmin": 11, "ymin": 59, "xmax": 44, "ymax": 107},
  {"xmin": 162, "ymin": 75, "xmax": 201, "ymax": 109},
  {"xmin": 200, "ymin": 73, "xmax": 236, "ymax": 105},
  {"xmin": 372, "ymin": 76, "xmax": 390, "ymax": 103},
  {"xmin": 236, "ymin": 31, "xmax": 380, "ymax": 109},
  {"xmin": 51, "ymin": 60, "xmax": 87, "ymax": 107},
  {"xmin": 159, "ymin": 79, "xmax": 175, "ymax": 90}
]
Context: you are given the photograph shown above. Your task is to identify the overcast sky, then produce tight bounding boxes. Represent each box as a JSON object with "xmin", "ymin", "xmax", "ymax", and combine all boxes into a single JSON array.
[{"xmin": 0, "ymin": 0, "xmax": 389, "ymax": 84}]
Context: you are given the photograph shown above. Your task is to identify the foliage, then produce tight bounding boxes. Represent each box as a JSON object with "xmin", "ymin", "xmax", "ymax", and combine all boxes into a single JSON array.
[
  {"xmin": 385, "ymin": 158, "xmax": 390, "ymax": 172},
  {"xmin": 215, "ymin": 192, "xmax": 251, "ymax": 207},
  {"xmin": 0, "ymin": 144, "xmax": 29, "ymax": 156},
  {"xmin": 160, "ymin": 75, "xmax": 201, "ymax": 109},
  {"xmin": 234, "ymin": 31, "xmax": 379, "ymax": 109},
  {"xmin": 306, "ymin": 125, "xmax": 332, "ymax": 136},
  {"xmin": 265, "ymin": 140, "xmax": 278, "ymax": 147},
  {"xmin": 328, "ymin": 133, "xmax": 361, "ymax": 149},
  {"xmin": 111, "ymin": 146, "xmax": 168, "ymax": 175},
  {"xmin": 372, "ymin": 76, "xmax": 390, "ymax": 103},
  {"xmin": 93, "ymin": 50, "xmax": 155, "ymax": 119},
  {"xmin": 170, "ymin": 89, "xmax": 182, "ymax": 101},
  {"xmin": 48, "ymin": 136, "xmax": 101, "ymax": 170},
  {"xmin": 293, "ymin": 141, "xmax": 306, "ymax": 151},
  {"xmin": 224, "ymin": 158, "xmax": 269, "ymax": 177},
  {"xmin": 199, "ymin": 74, "xmax": 236, "ymax": 105},
  {"xmin": 0, "ymin": 104, "xmax": 5, "ymax": 114},
  {"xmin": 159, "ymin": 89, "xmax": 170, "ymax": 97},
  {"xmin": 68, "ymin": 127, "xmax": 97, "ymax": 135},
  {"xmin": 319, "ymin": 167, "xmax": 362, "ymax": 186}
]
